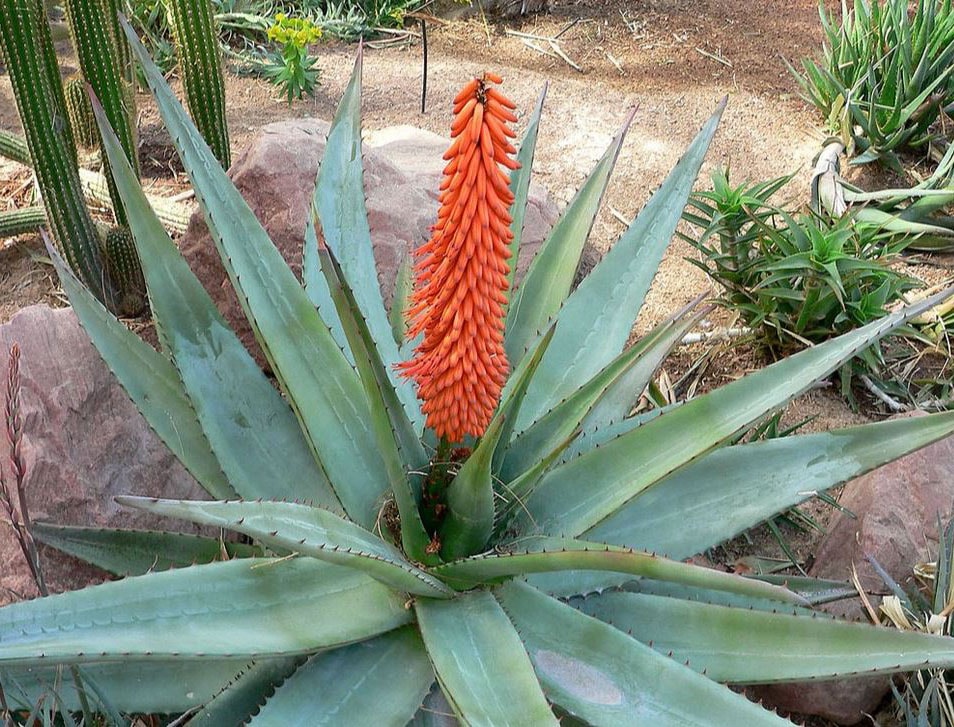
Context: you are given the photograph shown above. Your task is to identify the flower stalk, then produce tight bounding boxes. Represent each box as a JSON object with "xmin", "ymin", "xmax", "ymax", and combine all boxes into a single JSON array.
[{"xmin": 401, "ymin": 73, "xmax": 520, "ymax": 443}]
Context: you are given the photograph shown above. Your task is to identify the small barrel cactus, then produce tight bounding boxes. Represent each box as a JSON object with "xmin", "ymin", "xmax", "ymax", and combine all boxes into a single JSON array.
[
  {"xmin": 63, "ymin": 75, "xmax": 98, "ymax": 149},
  {"xmin": 101, "ymin": 225, "xmax": 147, "ymax": 316}
]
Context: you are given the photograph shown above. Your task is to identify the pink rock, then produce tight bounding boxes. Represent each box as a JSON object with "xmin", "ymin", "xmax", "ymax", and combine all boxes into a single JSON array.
[
  {"xmin": 754, "ymin": 420, "xmax": 954, "ymax": 724},
  {"xmin": 0, "ymin": 305, "xmax": 207, "ymax": 606},
  {"xmin": 179, "ymin": 119, "xmax": 569, "ymax": 366}
]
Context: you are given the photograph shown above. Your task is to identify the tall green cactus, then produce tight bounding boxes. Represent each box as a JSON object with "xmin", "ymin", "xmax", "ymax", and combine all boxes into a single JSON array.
[
  {"xmin": 64, "ymin": 0, "xmax": 139, "ymax": 227},
  {"xmin": 0, "ymin": 0, "xmax": 107, "ymax": 304},
  {"xmin": 166, "ymin": 0, "xmax": 231, "ymax": 168}
]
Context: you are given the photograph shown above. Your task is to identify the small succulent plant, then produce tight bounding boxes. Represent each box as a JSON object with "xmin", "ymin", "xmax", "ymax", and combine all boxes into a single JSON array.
[{"xmin": 7, "ymin": 18, "xmax": 954, "ymax": 725}]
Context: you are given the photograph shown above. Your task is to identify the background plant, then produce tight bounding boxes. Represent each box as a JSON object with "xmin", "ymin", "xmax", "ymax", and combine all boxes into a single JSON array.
[
  {"xmin": 794, "ymin": 0, "xmax": 954, "ymax": 169},
  {"xmin": 263, "ymin": 13, "xmax": 321, "ymax": 101},
  {"xmin": 684, "ymin": 166, "xmax": 919, "ymax": 355},
  {"xmin": 8, "ymin": 22, "xmax": 954, "ymax": 724}
]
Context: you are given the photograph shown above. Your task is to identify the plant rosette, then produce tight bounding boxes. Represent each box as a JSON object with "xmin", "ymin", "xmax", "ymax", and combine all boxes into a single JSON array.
[{"xmin": 6, "ymin": 19, "xmax": 954, "ymax": 725}]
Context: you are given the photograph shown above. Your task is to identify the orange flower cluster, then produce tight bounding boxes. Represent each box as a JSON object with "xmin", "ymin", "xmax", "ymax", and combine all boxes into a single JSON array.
[{"xmin": 399, "ymin": 73, "xmax": 520, "ymax": 443}]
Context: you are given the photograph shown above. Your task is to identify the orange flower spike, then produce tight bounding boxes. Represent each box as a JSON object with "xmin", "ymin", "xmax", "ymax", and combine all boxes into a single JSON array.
[{"xmin": 399, "ymin": 73, "xmax": 520, "ymax": 443}]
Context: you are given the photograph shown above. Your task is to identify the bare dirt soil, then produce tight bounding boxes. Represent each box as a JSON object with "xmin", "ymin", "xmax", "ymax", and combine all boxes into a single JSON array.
[{"xmin": 0, "ymin": 0, "xmax": 933, "ymax": 606}]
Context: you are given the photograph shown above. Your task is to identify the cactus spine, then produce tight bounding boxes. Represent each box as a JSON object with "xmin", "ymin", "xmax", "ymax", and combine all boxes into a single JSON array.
[
  {"xmin": 64, "ymin": 0, "xmax": 139, "ymax": 227},
  {"xmin": 0, "ymin": 0, "xmax": 108, "ymax": 304},
  {"xmin": 166, "ymin": 0, "xmax": 231, "ymax": 168},
  {"xmin": 0, "ymin": 207, "xmax": 46, "ymax": 238},
  {"xmin": 64, "ymin": 75, "xmax": 98, "ymax": 149},
  {"xmin": 102, "ymin": 225, "xmax": 147, "ymax": 316}
]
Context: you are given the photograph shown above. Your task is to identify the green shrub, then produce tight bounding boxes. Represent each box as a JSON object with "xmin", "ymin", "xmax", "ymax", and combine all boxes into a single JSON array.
[
  {"xmin": 795, "ymin": 0, "xmax": 954, "ymax": 168},
  {"xmin": 685, "ymin": 167, "xmax": 919, "ymax": 354},
  {"xmin": 263, "ymin": 13, "xmax": 321, "ymax": 100}
]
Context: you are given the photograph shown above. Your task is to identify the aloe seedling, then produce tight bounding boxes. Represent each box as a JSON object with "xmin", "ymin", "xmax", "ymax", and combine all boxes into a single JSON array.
[{"xmin": 8, "ymin": 22, "xmax": 954, "ymax": 724}]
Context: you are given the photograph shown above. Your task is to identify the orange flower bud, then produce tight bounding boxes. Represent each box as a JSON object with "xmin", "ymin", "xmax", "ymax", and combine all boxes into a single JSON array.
[{"xmin": 399, "ymin": 73, "xmax": 520, "ymax": 443}]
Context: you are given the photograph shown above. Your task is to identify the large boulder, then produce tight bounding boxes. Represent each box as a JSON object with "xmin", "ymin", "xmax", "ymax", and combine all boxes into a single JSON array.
[
  {"xmin": 179, "ymin": 119, "xmax": 569, "ymax": 365},
  {"xmin": 0, "ymin": 305, "xmax": 207, "ymax": 606},
  {"xmin": 754, "ymin": 421, "xmax": 954, "ymax": 724}
]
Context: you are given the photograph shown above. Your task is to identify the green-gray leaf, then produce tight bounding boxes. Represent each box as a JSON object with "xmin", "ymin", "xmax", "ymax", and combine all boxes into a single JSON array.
[
  {"xmin": 46, "ymin": 242, "xmax": 231, "ymax": 499},
  {"xmin": 90, "ymin": 82, "xmax": 340, "ymax": 509},
  {"xmin": 31, "ymin": 522, "xmax": 262, "ymax": 576},
  {"xmin": 504, "ymin": 109, "xmax": 635, "ymax": 365},
  {"xmin": 586, "ymin": 411, "xmax": 954, "ymax": 559},
  {"xmin": 302, "ymin": 49, "xmax": 423, "ymax": 431},
  {"xmin": 434, "ymin": 536, "xmax": 804, "ymax": 605},
  {"xmin": 514, "ymin": 101, "xmax": 724, "ymax": 431},
  {"xmin": 0, "ymin": 558, "xmax": 410, "ymax": 665},
  {"xmin": 516, "ymin": 287, "xmax": 954, "ymax": 537},
  {"xmin": 118, "ymin": 497, "xmax": 452, "ymax": 598},
  {"xmin": 0, "ymin": 660, "xmax": 260, "ymax": 713},
  {"xmin": 249, "ymin": 628, "xmax": 433, "ymax": 727},
  {"xmin": 496, "ymin": 581, "xmax": 793, "ymax": 726},
  {"xmin": 122, "ymin": 18, "xmax": 388, "ymax": 527},
  {"xmin": 415, "ymin": 590, "xmax": 557, "ymax": 727},
  {"xmin": 579, "ymin": 590, "xmax": 954, "ymax": 682}
]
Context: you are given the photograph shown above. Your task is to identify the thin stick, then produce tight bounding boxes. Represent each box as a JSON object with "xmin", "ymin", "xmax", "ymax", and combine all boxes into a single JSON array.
[
  {"xmin": 420, "ymin": 18, "xmax": 428, "ymax": 114},
  {"xmin": 548, "ymin": 39, "xmax": 582, "ymax": 72},
  {"xmin": 860, "ymin": 374, "xmax": 908, "ymax": 412},
  {"xmin": 695, "ymin": 47, "xmax": 732, "ymax": 68},
  {"xmin": 679, "ymin": 327, "xmax": 751, "ymax": 346},
  {"xmin": 553, "ymin": 17, "xmax": 580, "ymax": 40}
]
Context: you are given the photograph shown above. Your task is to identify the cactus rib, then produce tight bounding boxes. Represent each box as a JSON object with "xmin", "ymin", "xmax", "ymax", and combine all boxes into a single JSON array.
[{"xmin": 166, "ymin": 0, "xmax": 231, "ymax": 168}]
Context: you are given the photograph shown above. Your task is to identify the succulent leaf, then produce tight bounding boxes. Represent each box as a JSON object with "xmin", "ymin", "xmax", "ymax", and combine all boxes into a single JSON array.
[
  {"xmin": 504, "ymin": 82, "xmax": 547, "ymax": 301},
  {"xmin": 515, "ymin": 101, "xmax": 725, "ymax": 431},
  {"xmin": 415, "ymin": 590, "xmax": 558, "ymax": 727},
  {"xmin": 0, "ymin": 558, "xmax": 410, "ymax": 666},
  {"xmin": 46, "ymin": 239, "xmax": 233, "ymax": 499},
  {"xmin": 501, "ymin": 301, "xmax": 703, "ymax": 481},
  {"xmin": 118, "ymin": 497, "xmax": 453, "ymax": 598},
  {"xmin": 121, "ymin": 19, "xmax": 389, "ymax": 523},
  {"xmin": 0, "ymin": 659, "xmax": 263, "ymax": 713},
  {"xmin": 516, "ymin": 286, "xmax": 954, "ymax": 537},
  {"xmin": 317, "ymin": 242, "xmax": 432, "ymax": 562},
  {"xmin": 586, "ymin": 410, "xmax": 954, "ymax": 559},
  {"xmin": 89, "ymin": 91, "xmax": 340, "ymax": 508},
  {"xmin": 435, "ymin": 536, "xmax": 805, "ymax": 605},
  {"xmin": 440, "ymin": 325, "xmax": 555, "ymax": 560},
  {"xmin": 248, "ymin": 628, "xmax": 433, "ymax": 727},
  {"xmin": 504, "ymin": 108, "xmax": 635, "ymax": 366},
  {"xmin": 390, "ymin": 253, "xmax": 414, "ymax": 346},
  {"xmin": 304, "ymin": 49, "xmax": 423, "ymax": 430},
  {"xmin": 579, "ymin": 590, "xmax": 954, "ymax": 683},
  {"xmin": 187, "ymin": 658, "xmax": 304, "ymax": 725},
  {"xmin": 497, "ymin": 581, "xmax": 794, "ymax": 726},
  {"xmin": 31, "ymin": 522, "xmax": 262, "ymax": 576}
]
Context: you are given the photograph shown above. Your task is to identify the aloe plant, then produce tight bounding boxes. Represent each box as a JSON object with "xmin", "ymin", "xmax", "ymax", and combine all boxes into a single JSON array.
[{"xmin": 7, "ymin": 20, "xmax": 954, "ymax": 724}]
